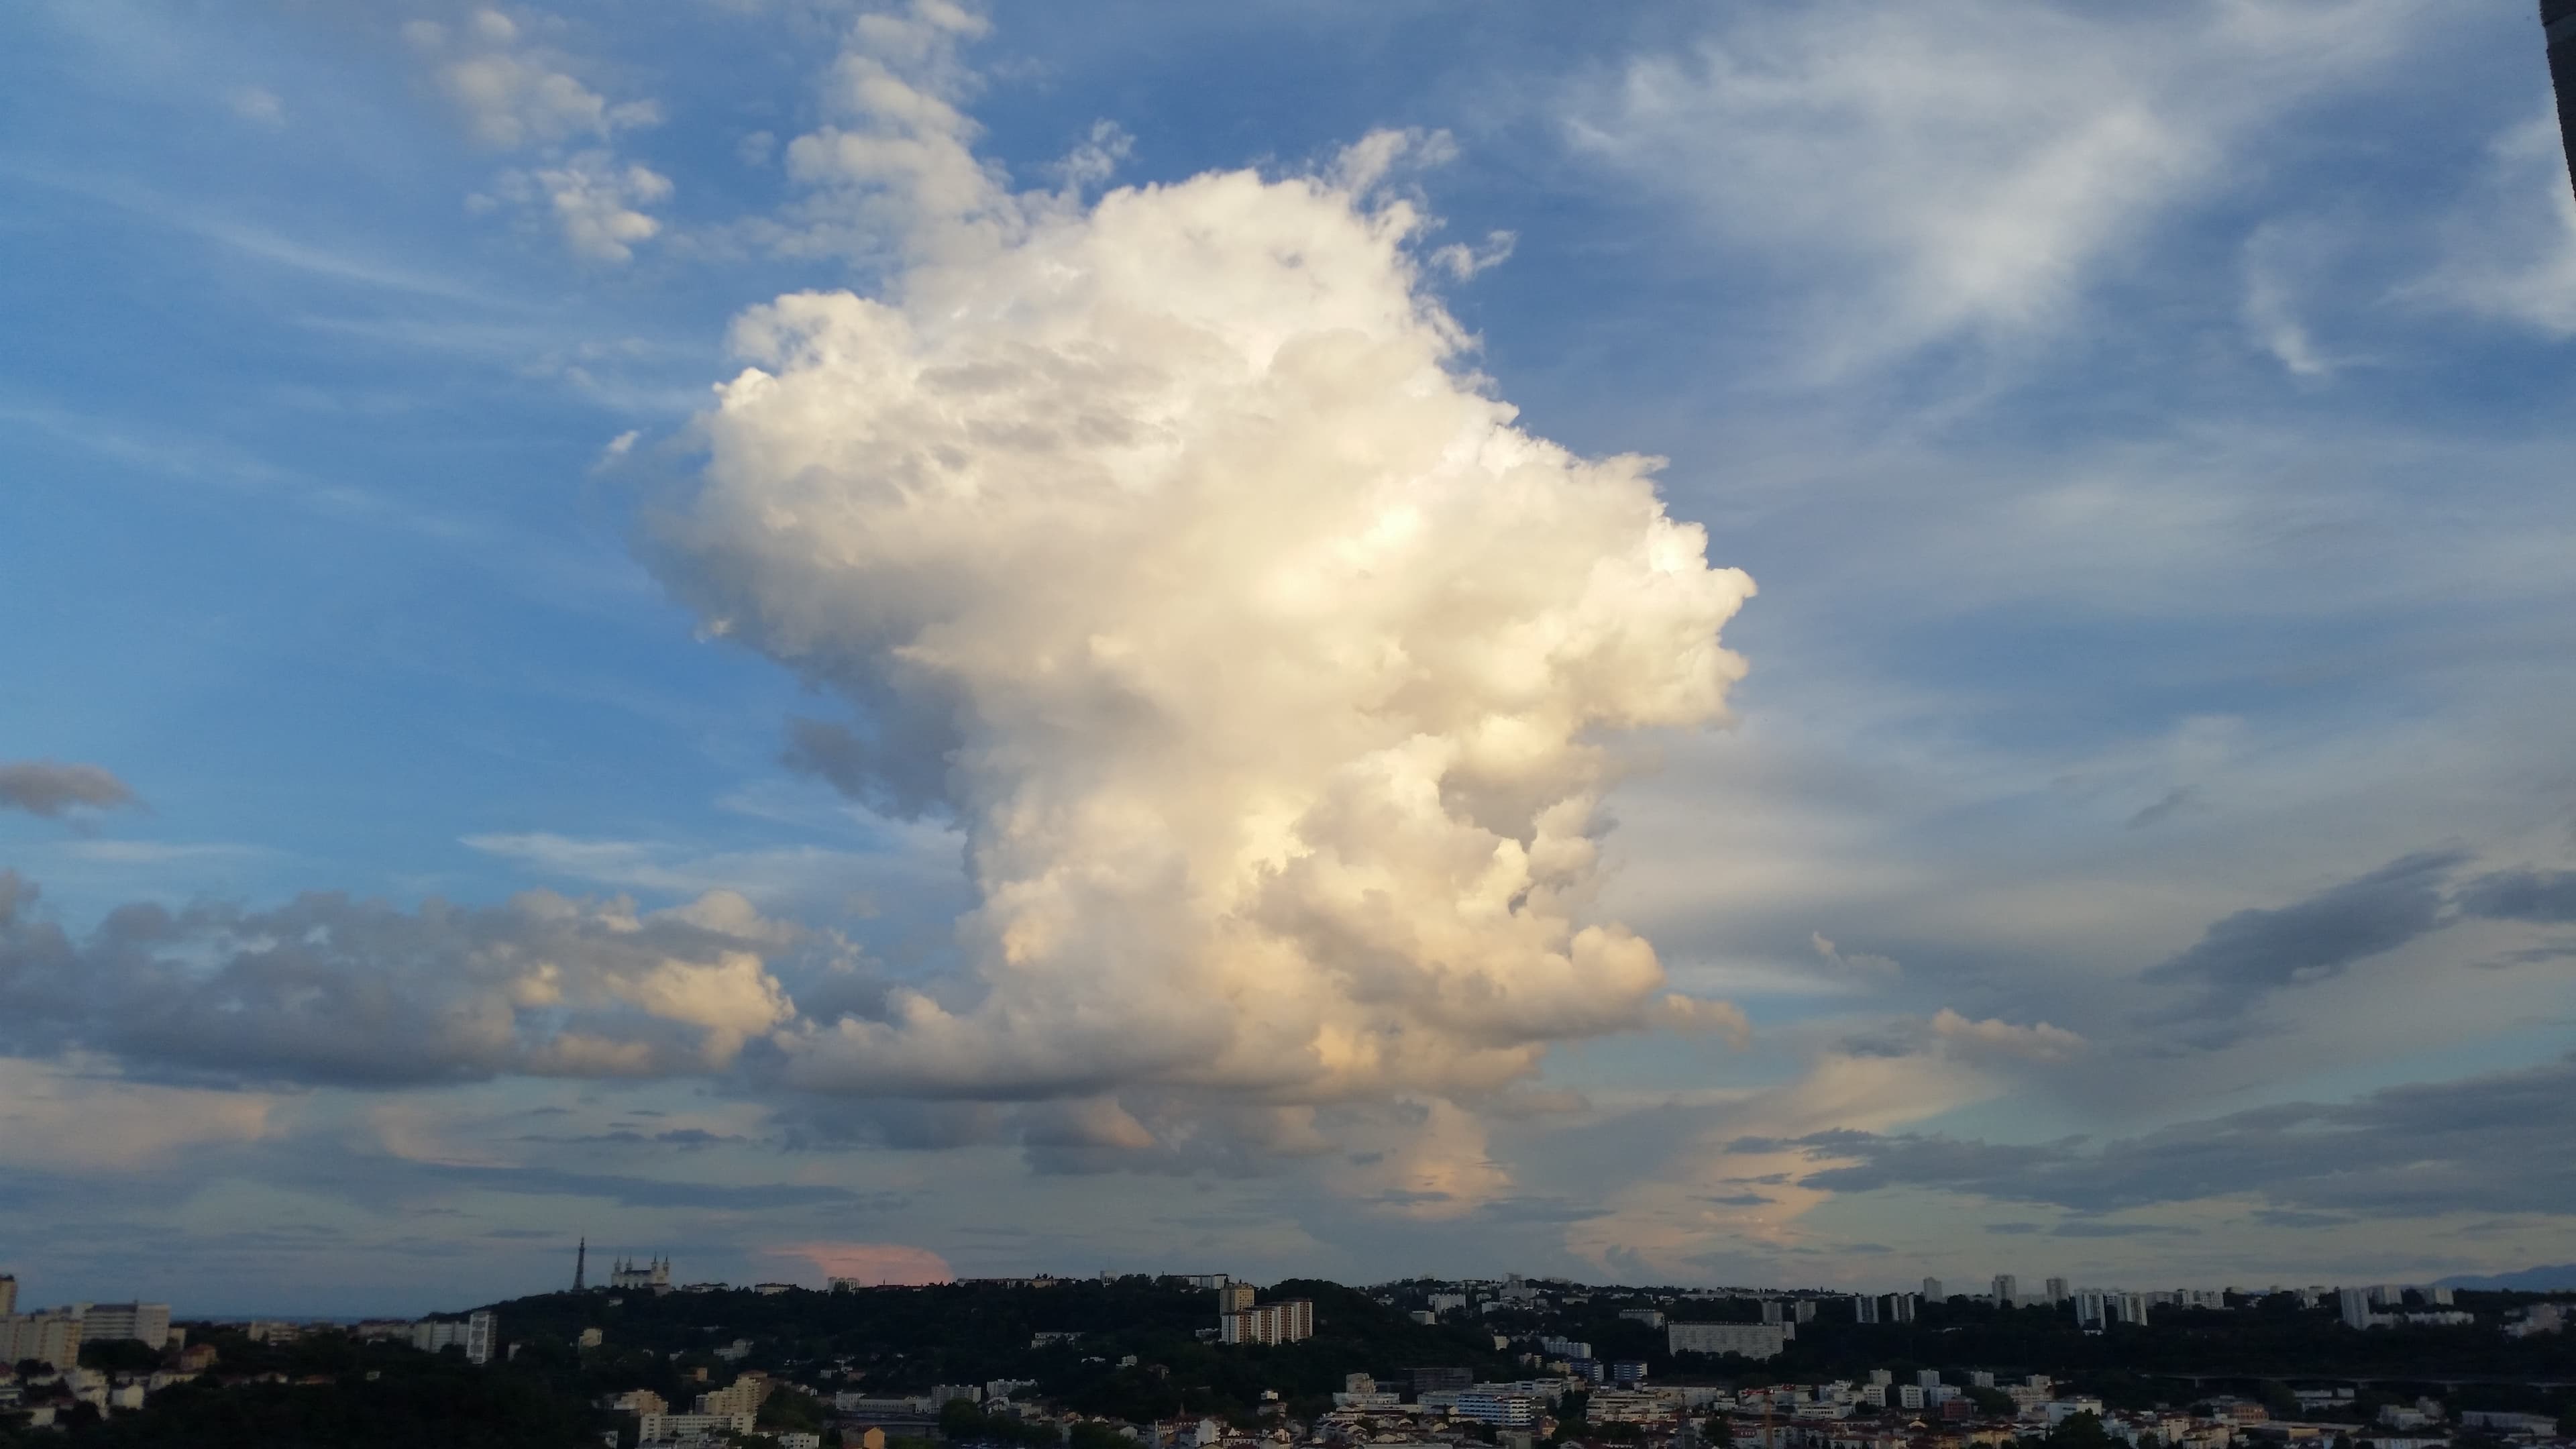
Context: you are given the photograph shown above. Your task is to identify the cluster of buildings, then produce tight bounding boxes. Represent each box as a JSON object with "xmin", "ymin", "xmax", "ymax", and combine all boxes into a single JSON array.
[
  {"xmin": 604, "ymin": 1371, "xmax": 796, "ymax": 1446},
  {"xmin": 2334, "ymin": 1286, "xmax": 2470, "ymax": 1331},
  {"xmin": 0, "ymin": 1276, "xmax": 175, "ymax": 1371}
]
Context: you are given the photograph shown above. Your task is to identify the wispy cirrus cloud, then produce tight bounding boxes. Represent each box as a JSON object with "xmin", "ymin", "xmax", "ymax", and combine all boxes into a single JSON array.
[{"xmin": 1564, "ymin": 0, "xmax": 2428, "ymax": 370}]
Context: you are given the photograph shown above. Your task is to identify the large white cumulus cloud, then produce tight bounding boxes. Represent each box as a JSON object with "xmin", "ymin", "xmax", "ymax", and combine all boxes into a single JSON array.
[{"xmin": 660, "ymin": 9, "xmax": 1756, "ymax": 1108}]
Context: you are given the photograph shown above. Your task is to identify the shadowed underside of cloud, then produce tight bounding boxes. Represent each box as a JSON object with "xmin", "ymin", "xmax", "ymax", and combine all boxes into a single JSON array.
[
  {"xmin": 0, "ymin": 759, "xmax": 141, "ymax": 818},
  {"xmin": 2141, "ymin": 848, "xmax": 2468, "ymax": 1034},
  {"xmin": 1756, "ymin": 1052, "xmax": 2576, "ymax": 1220},
  {"xmin": 0, "ymin": 870, "xmax": 796, "ymax": 1087},
  {"xmin": 2135, "ymin": 849, "xmax": 2576, "ymax": 1045}
]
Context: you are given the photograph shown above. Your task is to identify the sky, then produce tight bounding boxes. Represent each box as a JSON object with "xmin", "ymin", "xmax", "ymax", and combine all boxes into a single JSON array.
[{"xmin": 3, "ymin": 0, "xmax": 2575, "ymax": 1318}]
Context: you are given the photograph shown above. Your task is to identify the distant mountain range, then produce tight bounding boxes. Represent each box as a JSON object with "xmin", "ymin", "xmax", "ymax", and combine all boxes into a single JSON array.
[{"xmin": 2437, "ymin": 1265, "xmax": 2576, "ymax": 1291}]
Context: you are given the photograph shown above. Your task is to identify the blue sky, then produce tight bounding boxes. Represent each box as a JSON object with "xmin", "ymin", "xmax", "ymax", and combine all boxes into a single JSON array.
[{"xmin": 3, "ymin": 0, "xmax": 2575, "ymax": 1316}]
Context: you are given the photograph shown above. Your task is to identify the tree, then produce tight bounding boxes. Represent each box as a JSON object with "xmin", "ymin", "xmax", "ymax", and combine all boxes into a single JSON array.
[
  {"xmin": 1703, "ymin": 1417, "xmax": 1735, "ymax": 1447},
  {"xmin": 941, "ymin": 1397, "xmax": 989, "ymax": 1438},
  {"xmin": 1968, "ymin": 1387, "xmax": 2017, "ymax": 1417},
  {"xmin": 79, "ymin": 1340, "xmax": 162, "ymax": 1375},
  {"xmin": 2048, "ymin": 1413, "xmax": 2114, "ymax": 1449},
  {"xmin": 1069, "ymin": 1421, "xmax": 1131, "ymax": 1449}
]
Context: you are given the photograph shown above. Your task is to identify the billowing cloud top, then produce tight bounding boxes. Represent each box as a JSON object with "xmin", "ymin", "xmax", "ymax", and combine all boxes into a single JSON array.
[{"xmin": 655, "ymin": 22, "xmax": 1754, "ymax": 1108}]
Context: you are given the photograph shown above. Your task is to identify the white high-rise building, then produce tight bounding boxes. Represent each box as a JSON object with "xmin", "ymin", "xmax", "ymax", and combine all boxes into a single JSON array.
[
  {"xmin": 1923, "ymin": 1277, "xmax": 1944, "ymax": 1301},
  {"xmin": 2339, "ymin": 1287, "xmax": 2374, "ymax": 1330},
  {"xmin": 2074, "ymin": 1290, "xmax": 2108, "ymax": 1328},
  {"xmin": 1667, "ymin": 1323, "xmax": 1790, "ymax": 1360},
  {"xmin": 1991, "ymin": 1275, "xmax": 2018, "ymax": 1305},
  {"xmin": 1218, "ymin": 1298, "xmax": 1313, "ymax": 1345},
  {"xmin": 74, "ymin": 1303, "xmax": 171, "ymax": 1350},
  {"xmin": 1854, "ymin": 1295, "xmax": 1880, "ymax": 1324},
  {"xmin": 411, "ymin": 1309, "xmax": 496, "ymax": 1364},
  {"xmin": 2043, "ymin": 1277, "xmax": 2070, "ymax": 1305},
  {"xmin": 1, "ymin": 1311, "xmax": 84, "ymax": 1368}
]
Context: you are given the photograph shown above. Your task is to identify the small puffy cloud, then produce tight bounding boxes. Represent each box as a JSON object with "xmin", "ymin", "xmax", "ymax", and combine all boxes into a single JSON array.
[
  {"xmin": 1811, "ymin": 930, "xmax": 1899, "ymax": 979},
  {"xmin": 1430, "ymin": 229, "xmax": 1516, "ymax": 281},
  {"xmin": 499, "ymin": 151, "xmax": 674, "ymax": 262},
  {"xmin": 0, "ymin": 871, "xmax": 796, "ymax": 1087},
  {"xmin": 0, "ymin": 760, "xmax": 141, "ymax": 818},
  {"xmin": 1655, "ymin": 994, "xmax": 1754, "ymax": 1046},
  {"xmin": 407, "ymin": 6, "xmax": 672, "ymax": 261},
  {"xmin": 229, "ymin": 86, "xmax": 286, "ymax": 127},
  {"xmin": 1929, "ymin": 1008, "xmax": 2084, "ymax": 1063},
  {"xmin": 412, "ymin": 8, "xmax": 657, "ymax": 150}
]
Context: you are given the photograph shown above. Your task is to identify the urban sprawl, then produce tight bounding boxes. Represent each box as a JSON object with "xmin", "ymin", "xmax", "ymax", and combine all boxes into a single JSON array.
[{"xmin": 2, "ymin": 1263, "xmax": 2569, "ymax": 1449}]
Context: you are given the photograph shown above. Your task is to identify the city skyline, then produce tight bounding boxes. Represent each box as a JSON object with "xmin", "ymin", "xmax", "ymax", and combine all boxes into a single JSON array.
[{"xmin": 3, "ymin": 0, "xmax": 2575, "ymax": 1318}]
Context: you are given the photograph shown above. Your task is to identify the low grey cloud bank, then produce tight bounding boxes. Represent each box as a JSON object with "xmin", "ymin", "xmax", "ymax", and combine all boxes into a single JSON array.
[
  {"xmin": 1768, "ymin": 1053, "xmax": 2576, "ymax": 1220},
  {"xmin": 0, "ymin": 872, "xmax": 794, "ymax": 1087},
  {"xmin": 0, "ymin": 759, "xmax": 140, "ymax": 818}
]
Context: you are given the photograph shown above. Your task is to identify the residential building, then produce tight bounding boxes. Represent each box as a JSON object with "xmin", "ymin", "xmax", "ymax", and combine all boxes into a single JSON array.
[
  {"xmin": 1991, "ymin": 1275, "xmax": 2018, "ymax": 1306},
  {"xmin": 930, "ymin": 1385, "xmax": 983, "ymax": 1406},
  {"xmin": 1428, "ymin": 1293, "xmax": 1468, "ymax": 1314},
  {"xmin": 1218, "ymin": 1297, "xmax": 1313, "ymax": 1345},
  {"xmin": 639, "ymin": 1409, "xmax": 755, "ymax": 1442},
  {"xmin": 74, "ymin": 1302, "xmax": 170, "ymax": 1349},
  {"xmin": 1217, "ymin": 1282, "xmax": 1256, "ymax": 1313},
  {"xmin": 1923, "ymin": 1277, "xmax": 1944, "ymax": 1301},
  {"xmin": 1854, "ymin": 1295, "xmax": 1879, "ymax": 1324},
  {"xmin": 1619, "ymin": 1308, "xmax": 1665, "ymax": 1328},
  {"xmin": 1919, "ymin": 1371, "xmax": 1943, "ymax": 1389},
  {"xmin": 1587, "ymin": 1390, "xmax": 1668, "ymax": 1424},
  {"xmin": 1899, "ymin": 1386, "xmax": 1925, "ymax": 1410},
  {"xmin": 753, "ymin": 1283, "xmax": 794, "ymax": 1295},
  {"xmin": 2043, "ymin": 1278, "xmax": 2070, "ymax": 1306},
  {"xmin": 1666, "ymin": 1323, "xmax": 1789, "ymax": 1360},
  {"xmin": 1179, "ymin": 1274, "xmax": 1231, "ymax": 1289},
  {"xmin": 1, "ymin": 1311, "xmax": 84, "ymax": 1368},
  {"xmin": 700, "ymin": 1375, "xmax": 771, "ymax": 1416},
  {"xmin": 2339, "ymin": 1287, "xmax": 2373, "ymax": 1330},
  {"xmin": 1609, "ymin": 1361, "xmax": 1648, "ymax": 1387},
  {"xmin": 0, "ymin": 1276, "xmax": 14, "ymax": 1316},
  {"xmin": 1411, "ymin": 1366, "xmax": 1474, "ymax": 1395},
  {"xmin": 2075, "ymin": 1291, "xmax": 2108, "ymax": 1330},
  {"xmin": 1456, "ymin": 1391, "xmax": 1538, "ymax": 1427},
  {"xmin": 1540, "ymin": 1335, "xmax": 1593, "ymax": 1360},
  {"xmin": 411, "ymin": 1309, "xmax": 496, "ymax": 1365}
]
